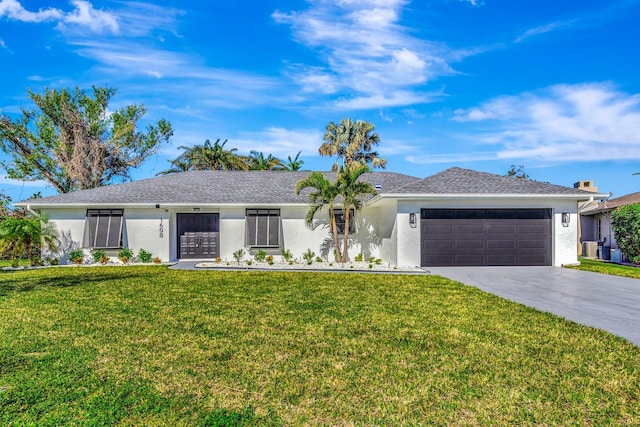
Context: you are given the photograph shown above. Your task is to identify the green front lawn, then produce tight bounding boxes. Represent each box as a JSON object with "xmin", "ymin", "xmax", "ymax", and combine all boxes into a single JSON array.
[
  {"xmin": 567, "ymin": 257, "xmax": 640, "ymax": 279},
  {"xmin": 0, "ymin": 267, "xmax": 638, "ymax": 425}
]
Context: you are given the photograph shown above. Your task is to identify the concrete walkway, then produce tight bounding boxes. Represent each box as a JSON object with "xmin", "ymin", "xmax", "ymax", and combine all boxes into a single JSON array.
[{"xmin": 428, "ymin": 267, "xmax": 640, "ymax": 346}]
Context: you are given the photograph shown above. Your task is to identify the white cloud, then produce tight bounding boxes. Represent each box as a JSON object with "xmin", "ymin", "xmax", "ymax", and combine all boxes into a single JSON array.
[
  {"xmin": 0, "ymin": 38, "xmax": 11, "ymax": 53},
  {"xmin": 450, "ymin": 83, "xmax": 640, "ymax": 162},
  {"xmin": 460, "ymin": 0, "xmax": 482, "ymax": 6},
  {"xmin": 514, "ymin": 20, "xmax": 574, "ymax": 43},
  {"xmin": 0, "ymin": 0, "xmax": 118, "ymax": 33},
  {"xmin": 60, "ymin": 0, "xmax": 118, "ymax": 33},
  {"xmin": 233, "ymin": 127, "xmax": 323, "ymax": 157},
  {"xmin": 0, "ymin": 0, "xmax": 62, "ymax": 22},
  {"xmin": 273, "ymin": 0, "xmax": 456, "ymax": 109}
]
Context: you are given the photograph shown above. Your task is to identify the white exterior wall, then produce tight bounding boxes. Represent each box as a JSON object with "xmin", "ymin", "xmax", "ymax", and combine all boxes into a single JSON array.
[
  {"xmin": 41, "ymin": 208, "xmax": 87, "ymax": 263},
  {"xmin": 395, "ymin": 198, "xmax": 580, "ymax": 268},
  {"xmin": 124, "ymin": 209, "xmax": 170, "ymax": 261}
]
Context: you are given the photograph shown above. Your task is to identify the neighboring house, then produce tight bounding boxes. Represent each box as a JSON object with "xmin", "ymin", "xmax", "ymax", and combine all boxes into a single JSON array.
[
  {"xmin": 579, "ymin": 192, "xmax": 640, "ymax": 260},
  {"xmin": 17, "ymin": 167, "xmax": 606, "ymax": 267}
]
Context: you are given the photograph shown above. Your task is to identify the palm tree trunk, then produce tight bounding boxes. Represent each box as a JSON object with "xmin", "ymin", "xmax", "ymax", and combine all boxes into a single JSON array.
[
  {"xmin": 329, "ymin": 203, "xmax": 342, "ymax": 262},
  {"xmin": 341, "ymin": 206, "xmax": 350, "ymax": 263}
]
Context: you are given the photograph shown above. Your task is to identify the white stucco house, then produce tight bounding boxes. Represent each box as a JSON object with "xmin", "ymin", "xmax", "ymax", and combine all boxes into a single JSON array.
[{"xmin": 17, "ymin": 167, "xmax": 606, "ymax": 267}]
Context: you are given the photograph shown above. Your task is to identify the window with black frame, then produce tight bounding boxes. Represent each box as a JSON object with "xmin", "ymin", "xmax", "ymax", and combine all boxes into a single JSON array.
[
  {"xmin": 83, "ymin": 209, "xmax": 124, "ymax": 248},
  {"xmin": 245, "ymin": 209, "xmax": 280, "ymax": 247}
]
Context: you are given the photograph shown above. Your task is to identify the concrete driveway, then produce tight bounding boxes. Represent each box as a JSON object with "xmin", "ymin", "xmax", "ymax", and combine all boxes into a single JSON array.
[{"xmin": 428, "ymin": 267, "xmax": 640, "ymax": 346}]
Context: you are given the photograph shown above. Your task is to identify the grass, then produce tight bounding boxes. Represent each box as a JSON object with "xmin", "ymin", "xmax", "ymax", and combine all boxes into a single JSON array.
[
  {"xmin": 567, "ymin": 257, "xmax": 640, "ymax": 279},
  {"xmin": 0, "ymin": 266, "xmax": 638, "ymax": 425}
]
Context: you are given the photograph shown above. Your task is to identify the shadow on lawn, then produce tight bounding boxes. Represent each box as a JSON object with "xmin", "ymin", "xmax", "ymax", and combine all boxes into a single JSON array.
[{"xmin": 0, "ymin": 270, "xmax": 150, "ymax": 296}]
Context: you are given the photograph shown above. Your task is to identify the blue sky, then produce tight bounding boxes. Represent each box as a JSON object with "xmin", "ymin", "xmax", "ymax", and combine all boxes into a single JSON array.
[{"xmin": 1, "ymin": 0, "xmax": 639, "ymax": 202}]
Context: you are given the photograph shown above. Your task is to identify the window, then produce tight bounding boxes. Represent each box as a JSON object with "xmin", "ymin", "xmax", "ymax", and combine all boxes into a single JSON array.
[
  {"xmin": 333, "ymin": 209, "xmax": 355, "ymax": 234},
  {"xmin": 83, "ymin": 209, "xmax": 124, "ymax": 248},
  {"xmin": 246, "ymin": 209, "xmax": 280, "ymax": 247}
]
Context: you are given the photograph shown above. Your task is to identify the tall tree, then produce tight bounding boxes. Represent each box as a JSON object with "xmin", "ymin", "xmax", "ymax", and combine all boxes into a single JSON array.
[
  {"xmin": 335, "ymin": 164, "xmax": 377, "ymax": 262},
  {"xmin": 319, "ymin": 118, "xmax": 386, "ymax": 171},
  {"xmin": 248, "ymin": 151, "xmax": 284, "ymax": 170},
  {"xmin": 295, "ymin": 165, "xmax": 377, "ymax": 263},
  {"xmin": 283, "ymin": 151, "xmax": 304, "ymax": 171},
  {"xmin": 295, "ymin": 172, "xmax": 343, "ymax": 261},
  {"xmin": 0, "ymin": 86, "xmax": 173, "ymax": 193}
]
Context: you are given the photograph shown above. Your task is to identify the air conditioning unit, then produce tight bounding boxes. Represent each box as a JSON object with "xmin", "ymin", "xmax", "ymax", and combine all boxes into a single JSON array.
[{"xmin": 582, "ymin": 241, "xmax": 598, "ymax": 258}]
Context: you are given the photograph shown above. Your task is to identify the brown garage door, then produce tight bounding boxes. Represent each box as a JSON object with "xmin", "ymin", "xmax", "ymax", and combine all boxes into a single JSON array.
[{"xmin": 421, "ymin": 209, "xmax": 551, "ymax": 266}]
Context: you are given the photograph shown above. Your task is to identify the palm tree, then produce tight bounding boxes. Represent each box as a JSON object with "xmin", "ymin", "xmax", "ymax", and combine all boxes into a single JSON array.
[
  {"xmin": 248, "ymin": 151, "xmax": 284, "ymax": 170},
  {"xmin": 335, "ymin": 164, "xmax": 377, "ymax": 262},
  {"xmin": 0, "ymin": 211, "xmax": 59, "ymax": 266},
  {"xmin": 319, "ymin": 118, "xmax": 386, "ymax": 171},
  {"xmin": 284, "ymin": 151, "xmax": 304, "ymax": 171},
  {"xmin": 295, "ymin": 172, "xmax": 343, "ymax": 261},
  {"xmin": 159, "ymin": 139, "xmax": 248, "ymax": 174},
  {"xmin": 156, "ymin": 157, "xmax": 191, "ymax": 175}
]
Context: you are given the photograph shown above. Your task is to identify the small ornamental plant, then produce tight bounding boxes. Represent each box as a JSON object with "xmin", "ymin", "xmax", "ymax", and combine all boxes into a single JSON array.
[
  {"xmin": 254, "ymin": 249, "xmax": 267, "ymax": 262},
  {"xmin": 281, "ymin": 249, "xmax": 293, "ymax": 262},
  {"xmin": 215, "ymin": 256, "xmax": 222, "ymax": 264},
  {"xmin": 118, "ymin": 248, "xmax": 134, "ymax": 264},
  {"xmin": 354, "ymin": 253, "xmax": 364, "ymax": 262},
  {"xmin": 265, "ymin": 255, "xmax": 274, "ymax": 265},
  {"xmin": 315, "ymin": 256, "xmax": 323, "ymax": 263},
  {"xmin": 302, "ymin": 249, "xmax": 315, "ymax": 265},
  {"xmin": 137, "ymin": 249, "xmax": 153, "ymax": 263},
  {"xmin": 92, "ymin": 249, "xmax": 109, "ymax": 265},
  {"xmin": 153, "ymin": 256, "xmax": 162, "ymax": 264},
  {"xmin": 233, "ymin": 249, "xmax": 245, "ymax": 265},
  {"xmin": 69, "ymin": 249, "xmax": 84, "ymax": 265}
]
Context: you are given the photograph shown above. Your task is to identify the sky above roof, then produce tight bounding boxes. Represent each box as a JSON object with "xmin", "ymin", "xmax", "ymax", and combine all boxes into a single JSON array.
[{"xmin": 1, "ymin": 0, "xmax": 639, "ymax": 201}]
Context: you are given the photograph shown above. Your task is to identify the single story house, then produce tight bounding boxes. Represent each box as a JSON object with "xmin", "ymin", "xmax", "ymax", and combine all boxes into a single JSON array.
[
  {"xmin": 579, "ymin": 191, "xmax": 640, "ymax": 261},
  {"xmin": 17, "ymin": 167, "xmax": 606, "ymax": 267}
]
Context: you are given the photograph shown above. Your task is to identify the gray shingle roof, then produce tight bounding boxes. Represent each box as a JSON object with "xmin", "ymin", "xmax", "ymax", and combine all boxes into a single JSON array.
[
  {"xmin": 21, "ymin": 167, "xmax": 594, "ymax": 207},
  {"xmin": 394, "ymin": 167, "xmax": 595, "ymax": 195},
  {"xmin": 23, "ymin": 170, "xmax": 420, "ymax": 206}
]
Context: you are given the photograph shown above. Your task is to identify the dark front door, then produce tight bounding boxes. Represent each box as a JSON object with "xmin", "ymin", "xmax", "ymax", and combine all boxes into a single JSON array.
[
  {"xmin": 177, "ymin": 213, "xmax": 219, "ymax": 259},
  {"xmin": 421, "ymin": 209, "xmax": 551, "ymax": 267}
]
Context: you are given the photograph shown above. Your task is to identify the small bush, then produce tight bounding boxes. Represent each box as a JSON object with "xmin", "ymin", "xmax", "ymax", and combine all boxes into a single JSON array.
[
  {"xmin": 302, "ymin": 249, "xmax": 315, "ymax": 265},
  {"xmin": 69, "ymin": 249, "xmax": 84, "ymax": 265},
  {"xmin": 247, "ymin": 260, "xmax": 253, "ymax": 266},
  {"xmin": 354, "ymin": 253, "xmax": 364, "ymax": 262},
  {"xmin": 254, "ymin": 249, "xmax": 267, "ymax": 262},
  {"xmin": 215, "ymin": 256, "xmax": 221, "ymax": 264},
  {"xmin": 45, "ymin": 256, "xmax": 59, "ymax": 266},
  {"xmin": 92, "ymin": 249, "xmax": 107, "ymax": 264},
  {"xmin": 233, "ymin": 249, "xmax": 245, "ymax": 265},
  {"xmin": 265, "ymin": 255, "xmax": 274, "ymax": 265},
  {"xmin": 137, "ymin": 249, "xmax": 153, "ymax": 263},
  {"xmin": 281, "ymin": 249, "xmax": 293, "ymax": 262},
  {"xmin": 118, "ymin": 248, "xmax": 134, "ymax": 264},
  {"xmin": 315, "ymin": 256, "xmax": 323, "ymax": 263},
  {"xmin": 152, "ymin": 256, "xmax": 162, "ymax": 264},
  {"xmin": 375, "ymin": 258, "xmax": 382, "ymax": 265}
]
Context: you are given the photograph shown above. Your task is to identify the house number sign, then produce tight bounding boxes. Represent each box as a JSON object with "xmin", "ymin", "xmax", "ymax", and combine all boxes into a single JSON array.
[{"xmin": 159, "ymin": 218, "xmax": 164, "ymax": 238}]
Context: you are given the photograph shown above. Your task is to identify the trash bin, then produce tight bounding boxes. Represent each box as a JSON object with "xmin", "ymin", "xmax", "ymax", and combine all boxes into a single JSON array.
[
  {"xmin": 601, "ymin": 245, "xmax": 611, "ymax": 260},
  {"xmin": 610, "ymin": 248, "xmax": 621, "ymax": 262}
]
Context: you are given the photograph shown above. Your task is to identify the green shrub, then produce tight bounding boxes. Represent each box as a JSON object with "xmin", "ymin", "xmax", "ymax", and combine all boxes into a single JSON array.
[
  {"xmin": 69, "ymin": 249, "xmax": 84, "ymax": 265},
  {"xmin": 302, "ymin": 249, "xmax": 315, "ymax": 265},
  {"xmin": 315, "ymin": 256, "xmax": 323, "ymax": 263},
  {"xmin": 254, "ymin": 249, "xmax": 267, "ymax": 262},
  {"xmin": 137, "ymin": 249, "xmax": 153, "ymax": 263},
  {"xmin": 92, "ymin": 249, "xmax": 109, "ymax": 265},
  {"xmin": 233, "ymin": 249, "xmax": 245, "ymax": 265},
  {"xmin": 611, "ymin": 203, "xmax": 640, "ymax": 263},
  {"xmin": 281, "ymin": 249, "xmax": 293, "ymax": 262},
  {"xmin": 118, "ymin": 248, "xmax": 134, "ymax": 264},
  {"xmin": 354, "ymin": 253, "xmax": 364, "ymax": 262}
]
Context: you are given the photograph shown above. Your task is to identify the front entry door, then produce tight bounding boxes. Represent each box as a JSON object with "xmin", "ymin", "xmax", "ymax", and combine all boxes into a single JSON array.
[{"xmin": 177, "ymin": 213, "xmax": 219, "ymax": 259}]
